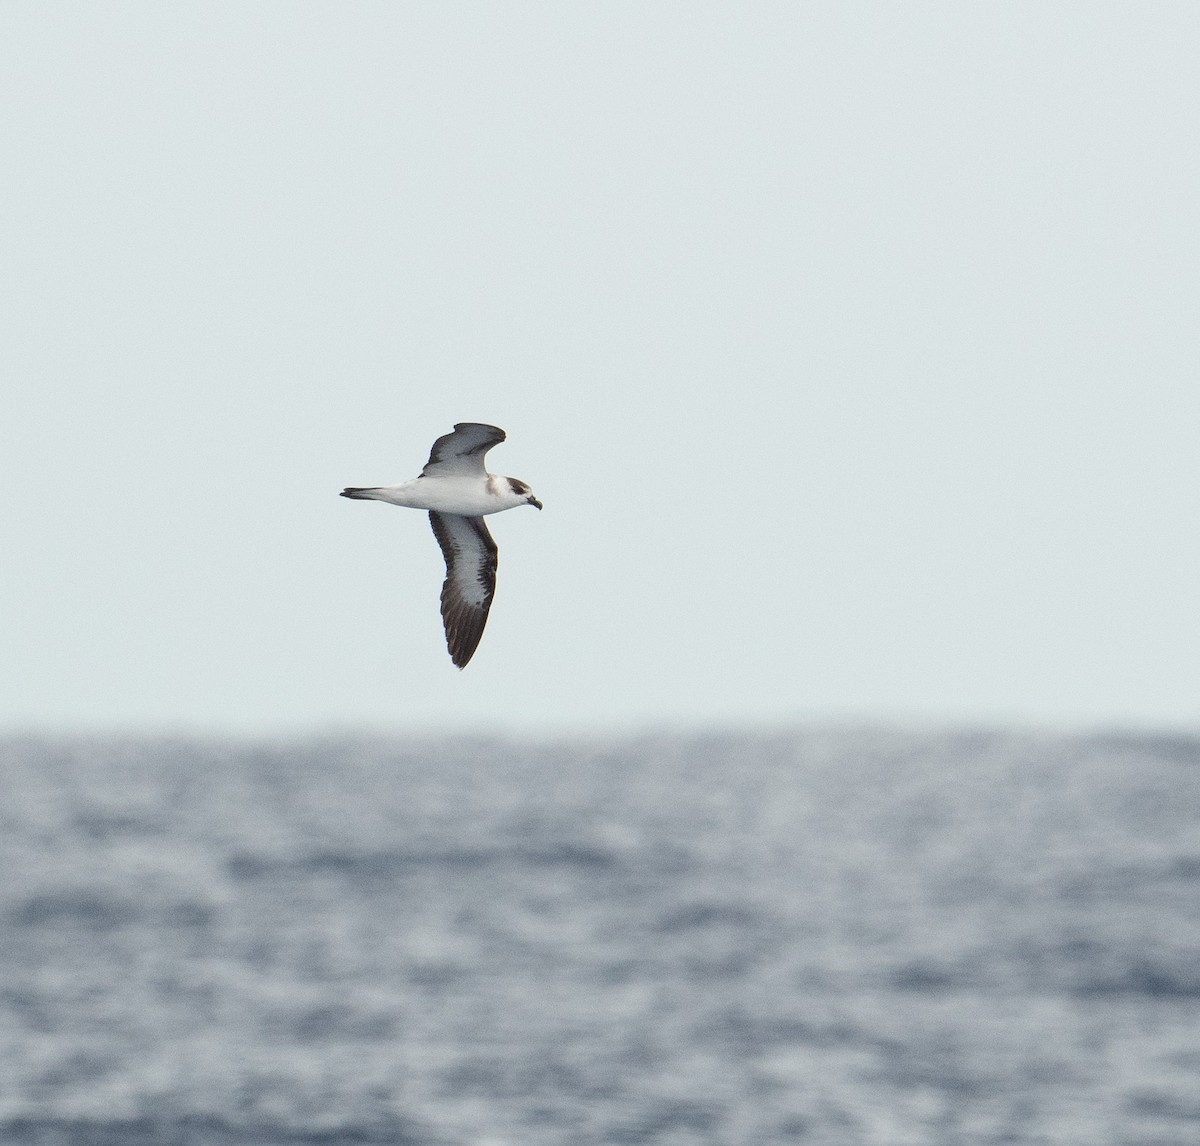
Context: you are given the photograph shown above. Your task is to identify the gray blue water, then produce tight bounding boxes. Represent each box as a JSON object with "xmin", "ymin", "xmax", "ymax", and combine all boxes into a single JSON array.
[{"xmin": 1, "ymin": 729, "xmax": 1198, "ymax": 1144}]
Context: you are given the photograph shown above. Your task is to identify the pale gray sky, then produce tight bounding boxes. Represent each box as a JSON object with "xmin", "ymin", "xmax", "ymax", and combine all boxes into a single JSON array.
[{"xmin": 4, "ymin": 3, "xmax": 1199, "ymax": 735}]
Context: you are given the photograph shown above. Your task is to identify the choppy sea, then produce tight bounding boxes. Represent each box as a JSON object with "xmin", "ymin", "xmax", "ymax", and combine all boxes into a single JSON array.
[{"xmin": 1, "ymin": 729, "xmax": 1198, "ymax": 1145}]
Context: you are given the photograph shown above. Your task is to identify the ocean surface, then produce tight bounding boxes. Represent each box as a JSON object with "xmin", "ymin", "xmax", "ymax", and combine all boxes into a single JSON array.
[{"xmin": 1, "ymin": 728, "xmax": 1198, "ymax": 1145}]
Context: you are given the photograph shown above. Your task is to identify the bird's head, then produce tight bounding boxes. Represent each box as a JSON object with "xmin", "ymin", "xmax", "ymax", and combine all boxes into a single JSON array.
[{"xmin": 506, "ymin": 477, "xmax": 543, "ymax": 510}]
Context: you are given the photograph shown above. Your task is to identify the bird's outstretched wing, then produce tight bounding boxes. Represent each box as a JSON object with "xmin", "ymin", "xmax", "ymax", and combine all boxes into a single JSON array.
[
  {"xmin": 420, "ymin": 423, "xmax": 506, "ymax": 478},
  {"xmin": 428, "ymin": 511, "xmax": 498, "ymax": 668}
]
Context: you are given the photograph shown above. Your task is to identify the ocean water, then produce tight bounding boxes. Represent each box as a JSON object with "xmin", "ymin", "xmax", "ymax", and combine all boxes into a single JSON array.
[{"xmin": 1, "ymin": 729, "xmax": 1198, "ymax": 1145}]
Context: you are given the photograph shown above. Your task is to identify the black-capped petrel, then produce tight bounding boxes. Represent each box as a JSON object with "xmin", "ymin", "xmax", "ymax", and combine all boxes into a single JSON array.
[{"xmin": 341, "ymin": 422, "xmax": 542, "ymax": 668}]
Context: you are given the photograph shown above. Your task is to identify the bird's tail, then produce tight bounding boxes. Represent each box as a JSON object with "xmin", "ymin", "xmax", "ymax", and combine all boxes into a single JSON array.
[{"xmin": 340, "ymin": 487, "xmax": 382, "ymax": 500}]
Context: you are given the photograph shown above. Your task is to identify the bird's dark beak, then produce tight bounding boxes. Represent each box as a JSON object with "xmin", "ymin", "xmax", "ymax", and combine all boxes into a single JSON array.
[{"xmin": 528, "ymin": 496, "xmax": 543, "ymax": 510}]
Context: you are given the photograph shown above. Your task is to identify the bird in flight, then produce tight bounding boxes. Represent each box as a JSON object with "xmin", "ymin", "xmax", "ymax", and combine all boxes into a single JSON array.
[{"xmin": 341, "ymin": 422, "xmax": 542, "ymax": 668}]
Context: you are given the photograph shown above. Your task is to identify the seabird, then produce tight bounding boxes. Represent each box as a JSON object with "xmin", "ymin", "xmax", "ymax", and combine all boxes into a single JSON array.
[{"xmin": 341, "ymin": 422, "xmax": 542, "ymax": 668}]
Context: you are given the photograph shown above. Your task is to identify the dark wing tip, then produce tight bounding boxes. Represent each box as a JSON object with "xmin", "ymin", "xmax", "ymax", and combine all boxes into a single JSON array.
[
  {"xmin": 422, "ymin": 423, "xmax": 508, "ymax": 475},
  {"xmin": 453, "ymin": 422, "xmax": 506, "ymax": 439},
  {"xmin": 441, "ymin": 594, "xmax": 489, "ymax": 668}
]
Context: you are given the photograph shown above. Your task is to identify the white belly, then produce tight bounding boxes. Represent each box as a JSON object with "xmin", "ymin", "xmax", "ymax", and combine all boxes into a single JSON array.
[{"xmin": 367, "ymin": 476, "xmax": 521, "ymax": 516}]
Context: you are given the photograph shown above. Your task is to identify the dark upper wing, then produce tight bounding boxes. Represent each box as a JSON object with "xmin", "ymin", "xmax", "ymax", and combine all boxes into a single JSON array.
[
  {"xmin": 428, "ymin": 511, "xmax": 499, "ymax": 668},
  {"xmin": 420, "ymin": 423, "xmax": 506, "ymax": 477}
]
